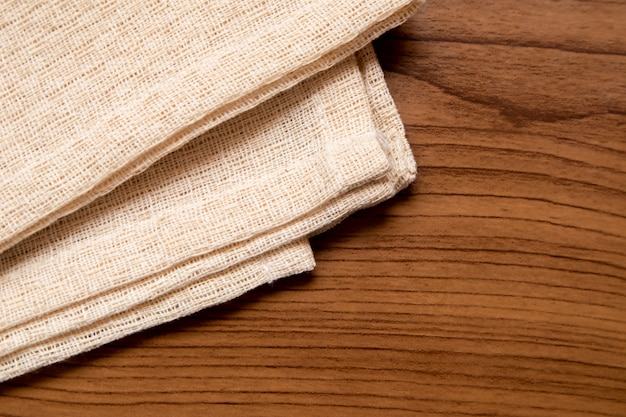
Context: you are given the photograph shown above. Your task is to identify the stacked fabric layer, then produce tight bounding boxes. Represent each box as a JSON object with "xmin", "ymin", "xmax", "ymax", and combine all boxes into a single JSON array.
[{"xmin": 0, "ymin": 0, "xmax": 422, "ymax": 380}]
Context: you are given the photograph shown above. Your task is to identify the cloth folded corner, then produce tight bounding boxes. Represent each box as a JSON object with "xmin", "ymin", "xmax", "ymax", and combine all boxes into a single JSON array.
[{"xmin": 0, "ymin": 1, "xmax": 422, "ymax": 380}]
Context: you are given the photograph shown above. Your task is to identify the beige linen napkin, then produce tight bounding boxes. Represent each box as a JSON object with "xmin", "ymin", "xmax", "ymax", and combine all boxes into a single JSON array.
[
  {"xmin": 0, "ymin": 45, "xmax": 416, "ymax": 381},
  {"xmin": 0, "ymin": 1, "xmax": 421, "ymax": 381}
]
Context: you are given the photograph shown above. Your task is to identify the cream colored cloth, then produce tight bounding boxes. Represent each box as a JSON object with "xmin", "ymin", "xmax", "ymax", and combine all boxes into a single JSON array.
[
  {"xmin": 0, "ymin": 45, "xmax": 415, "ymax": 381},
  {"xmin": 0, "ymin": 1, "xmax": 421, "ymax": 381},
  {"xmin": 2, "ymin": 240, "xmax": 316, "ymax": 381}
]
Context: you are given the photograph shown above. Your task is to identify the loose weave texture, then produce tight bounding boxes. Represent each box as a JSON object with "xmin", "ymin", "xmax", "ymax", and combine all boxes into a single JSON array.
[
  {"xmin": 0, "ymin": 0, "xmax": 423, "ymax": 253},
  {"xmin": 0, "ymin": 45, "xmax": 416, "ymax": 381},
  {"xmin": 0, "ymin": 52, "xmax": 389, "ymax": 341},
  {"xmin": 1, "ymin": 241, "xmax": 316, "ymax": 382}
]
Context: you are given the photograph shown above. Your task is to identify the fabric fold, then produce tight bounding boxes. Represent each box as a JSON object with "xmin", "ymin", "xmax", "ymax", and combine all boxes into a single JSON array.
[
  {"xmin": 0, "ymin": 1, "xmax": 422, "ymax": 381},
  {"xmin": 1, "ymin": 240, "xmax": 315, "ymax": 381},
  {"xmin": 0, "ymin": 44, "xmax": 415, "ymax": 381},
  {"xmin": 0, "ymin": 53, "xmax": 390, "ymax": 337},
  {"xmin": 0, "ymin": 0, "xmax": 422, "ymax": 253}
]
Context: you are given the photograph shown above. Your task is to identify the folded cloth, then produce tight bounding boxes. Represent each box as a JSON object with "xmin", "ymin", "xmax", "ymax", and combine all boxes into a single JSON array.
[
  {"xmin": 0, "ymin": 0, "xmax": 422, "ymax": 253},
  {"xmin": 0, "ymin": 51, "xmax": 388, "ymax": 336},
  {"xmin": 1, "ymin": 240, "xmax": 316, "ymax": 381},
  {"xmin": 0, "ymin": 1, "xmax": 421, "ymax": 381},
  {"xmin": 0, "ymin": 45, "xmax": 415, "ymax": 381}
]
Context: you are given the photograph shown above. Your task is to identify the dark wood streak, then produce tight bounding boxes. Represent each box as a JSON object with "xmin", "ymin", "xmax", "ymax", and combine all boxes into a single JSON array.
[
  {"xmin": 1, "ymin": 1, "xmax": 625, "ymax": 416},
  {"xmin": 408, "ymin": 125, "xmax": 626, "ymax": 155}
]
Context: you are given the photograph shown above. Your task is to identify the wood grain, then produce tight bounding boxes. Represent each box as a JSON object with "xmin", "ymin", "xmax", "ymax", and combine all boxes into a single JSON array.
[{"xmin": 1, "ymin": 1, "xmax": 625, "ymax": 415}]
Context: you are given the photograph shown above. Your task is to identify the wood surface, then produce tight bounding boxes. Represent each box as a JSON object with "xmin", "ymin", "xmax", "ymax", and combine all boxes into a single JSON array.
[{"xmin": 1, "ymin": 1, "xmax": 625, "ymax": 415}]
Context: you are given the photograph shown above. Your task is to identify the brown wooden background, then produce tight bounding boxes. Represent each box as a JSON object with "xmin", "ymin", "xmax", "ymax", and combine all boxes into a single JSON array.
[{"xmin": 1, "ymin": 1, "xmax": 625, "ymax": 415}]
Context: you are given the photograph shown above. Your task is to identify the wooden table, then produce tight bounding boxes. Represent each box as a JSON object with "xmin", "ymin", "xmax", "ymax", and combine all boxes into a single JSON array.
[{"xmin": 1, "ymin": 1, "xmax": 625, "ymax": 415}]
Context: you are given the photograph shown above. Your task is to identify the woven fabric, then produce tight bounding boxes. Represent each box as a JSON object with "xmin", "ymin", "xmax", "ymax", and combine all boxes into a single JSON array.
[
  {"xmin": 0, "ymin": 0, "xmax": 422, "ymax": 253},
  {"xmin": 0, "ymin": 45, "xmax": 416, "ymax": 381},
  {"xmin": 1, "ymin": 240, "xmax": 315, "ymax": 381},
  {"xmin": 0, "ymin": 0, "xmax": 423, "ymax": 381},
  {"xmin": 0, "ymin": 53, "xmax": 389, "ymax": 339}
]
